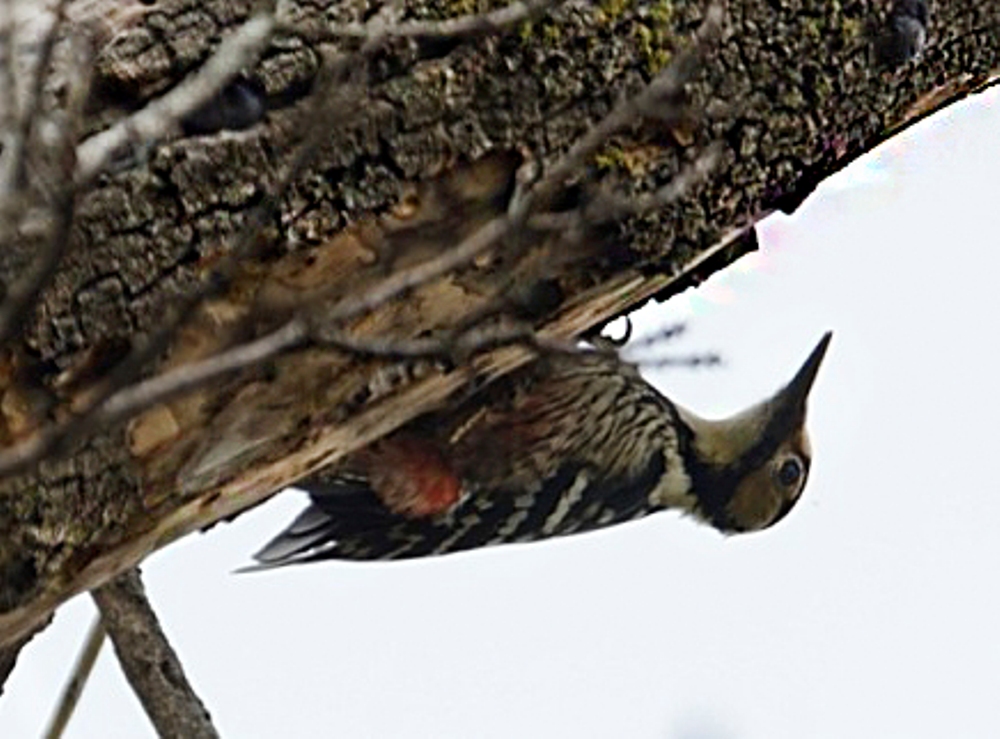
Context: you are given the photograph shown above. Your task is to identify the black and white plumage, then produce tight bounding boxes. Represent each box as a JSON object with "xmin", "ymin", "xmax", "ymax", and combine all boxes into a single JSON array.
[{"xmin": 252, "ymin": 333, "xmax": 831, "ymax": 566}]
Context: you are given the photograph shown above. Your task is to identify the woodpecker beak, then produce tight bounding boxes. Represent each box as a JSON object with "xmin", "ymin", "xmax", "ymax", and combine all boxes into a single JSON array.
[
  {"xmin": 741, "ymin": 330, "xmax": 832, "ymax": 452},
  {"xmin": 766, "ymin": 330, "xmax": 832, "ymax": 427},
  {"xmin": 677, "ymin": 332, "xmax": 832, "ymax": 469},
  {"xmin": 785, "ymin": 331, "xmax": 832, "ymax": 402}
]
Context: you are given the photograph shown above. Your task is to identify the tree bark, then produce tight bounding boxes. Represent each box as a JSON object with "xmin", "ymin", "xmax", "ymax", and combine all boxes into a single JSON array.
[{"xmin": 0, "ymin": 0, "xmax": 996, "ymax": 660}]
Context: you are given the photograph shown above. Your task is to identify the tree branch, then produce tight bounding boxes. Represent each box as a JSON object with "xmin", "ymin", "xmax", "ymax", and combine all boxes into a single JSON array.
[
  {"xmin": 0, "ymin": 220, "xmax": 765, "ymax": 650},
  {"xmin": 91, "ymin": 569, "xmax": 219, "ymax": 739},
  {"xmin": 0, "ymin": 4, "xmax": 724, "ymax": 478},
  {"xmin": 42, "ymin": 615, "xmax": 106, "ymax": 739}
]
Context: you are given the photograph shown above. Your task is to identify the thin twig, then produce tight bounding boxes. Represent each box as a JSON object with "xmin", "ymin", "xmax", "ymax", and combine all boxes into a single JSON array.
[
  {"xmin": 73, "ymin": 9, "xmax": 276, "ymax": 187},
  {"xmin": 84, "ymin": 10, "xmax": 398, "ymax": 395},
  {"xmin": 526, "ymin": 3, "xmax": 725, "ymax": 211},
  {"xmin": 1, "ymin": 0, "xmax": 72, "ymax": 197},
  {"xmin": 635, "ymin": 352, "xmax": 721, "ymax": 368},
  {"xmin": 586, "ymin": 143, "xmax": 723, "ymax": 222},
  {"xmin": 288, "ymin": 0, "xmax": 561, "ymax": 42},
  {"xmin": 0, "ymin": 0, "xmax": 16, "ymax": 139},
  {"xmin": 0, "ymin": 321, "xmax": 306, "ymax": 476},
  {"xmin": 528, "ymin": 143, "xmax": 723, "ymax": 235},
  {"xmin": 42, "ymin": 616, "xmax": 106, "ymax": 739},
  {"xmin": 98, "ymin": 320, "xmax": 308, "ymax": 423},
  {"xmin": 326, "ymin": 5, "xmax": 726, "ymax": 322},
  {"xmin": 91, "ymin": 569, "xmax": 220, "ymax": 739},
  {"xmin": 316, "ymin": 321, "xmax": 584, "ymax": 360},
  {"xmin": 13, "ymin": 26, "xmax": 303, "ymax": 464},
  {"xmin": 0, "ymin": 11, "xmax": 375, "ymax": 475},
  {"xmin": 0, "ymin": 316, "xmax": 576, "ymax": 453},
  {"xmin": 623, "ymin": 322, "xmax": 686, "ymax": 351},
  {"xmin": 0, "ymin": 30, "xmax": 90, "ymax": 350},
  {"xmin": 620, "ymin": 323, "xmax": 721, "ymax": 369},
  {"xmin": 40, "ymin": 136, "xmax": 722, "ymax": 436},
  {"xmin": 0, "ymin": 315, "xmax": 574, "ymax": 479},
  {"xmin": 330, "ymin": 215, "xmax": 514, "ymax": 323}
]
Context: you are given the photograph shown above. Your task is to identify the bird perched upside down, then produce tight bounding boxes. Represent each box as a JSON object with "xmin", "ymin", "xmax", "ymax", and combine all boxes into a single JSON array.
[{"xmin": 253, "ymin": 332, "xmax": 831, "ymax": 565}]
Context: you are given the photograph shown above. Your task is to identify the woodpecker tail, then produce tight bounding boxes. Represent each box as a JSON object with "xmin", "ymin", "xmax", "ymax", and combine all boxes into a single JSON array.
[{"xmin": 248, "ymin": 476, "xmax": 393, "ymax": 568}]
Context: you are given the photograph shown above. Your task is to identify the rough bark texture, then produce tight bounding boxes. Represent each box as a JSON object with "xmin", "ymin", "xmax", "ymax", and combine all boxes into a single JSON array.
[{"xmin": 0, "ymin": 0, "xmax": 997, "ymax": 652}]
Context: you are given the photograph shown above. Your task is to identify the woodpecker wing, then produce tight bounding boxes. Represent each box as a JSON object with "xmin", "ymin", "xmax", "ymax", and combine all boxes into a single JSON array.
[
  {"xmin": 254, "ymin": 454, "xmax": 670, "ymax": 564},
  {"xmin": 253, "ymin": 355, "xmax": 691, "ymax": 565}
]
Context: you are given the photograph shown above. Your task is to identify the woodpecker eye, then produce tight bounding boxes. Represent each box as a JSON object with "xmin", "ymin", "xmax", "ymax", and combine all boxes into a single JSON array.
[{"xmin": 776, "ymin": 457, "xmax": 803, "ymax": 488}]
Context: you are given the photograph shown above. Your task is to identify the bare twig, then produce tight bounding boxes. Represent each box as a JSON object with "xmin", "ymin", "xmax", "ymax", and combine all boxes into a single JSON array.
[
  {"xmin": 585, "ymin": 143, "xmax": 723, "ymax": 223},
  {"xmin": 289, "ymin": 0, "xmax": 561, "ymax": 42},
  {"xmin": 0, "ymin": 11, "xmax": 381, "ymax": 477},
  {"xmin": 332, "ymin": 215, "xmax": 515, "ymax": 323},
  {"xmin": 0, "ymin": 0, "xmax": 71, "ymax": 198},
  {"xmin": 528, "ymin": 143, "xmax": 723, "ymax": 237},
  {"xmin": 624, "ymin": 322, "xmax": 686, "ymax": 350},
  {"xmin": 91, "ymin": 569, "xmax": 220, "ymax": 739},
  {"xmin": 316, "ymin": 321, "xmax": 583, "ymax": 360},
  {"xmin": 0, "ymin": 321, "xmax": 306, "ymax": 476},
  {"xmin": 49, "ymin": 137, "xmax": 721, "ymax": 441},
  {"xmin": 0, "ymin": 30, "xmax": 91, "ymax": 350},
  {"xmin": 636, "ymin": 352, "xmax": 721, "ymax": 368},
  {"xmin": 623, "ymin": 326, "xmax": 721, "ymax": 369},
  {"xmin": 42, "ymin": 616, "xmax": 106, "ymax": 739},
  {"xmin": 0, "ymin": 315, "xmax": 558, "ymax": 476},
  {"xmin": 98, "ymin": 320, "xmax": 308, "ymax": 423},
  {"xmin": 0, "ymin": 0, "xmax": 17, "ymax": 140},
  {"xmin": 89, "ymin": 7, "xmax": 400, "ymax": 383},
  {"xmin": 526, "ymin": 3, "xmax": 725, "ymax": 211},
  {"xmin": 0, "ymin": 316, "xmax": 577, "ymax": 458},
  {"xmin": 325, "ymin": 5, "xmax": 726, "ymax": 321},
  {"xmin": 0, "ymin": 315, "xmax": 570, "ymax": 479},
  {"xmin": 73, "ymin": 9, "xmax": 276, "ymax": 187}
]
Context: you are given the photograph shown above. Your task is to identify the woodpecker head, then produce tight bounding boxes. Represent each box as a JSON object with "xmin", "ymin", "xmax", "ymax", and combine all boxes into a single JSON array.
[{"xmin": 676, "ymin": 332, "xmax": 832, "ymax": 534}]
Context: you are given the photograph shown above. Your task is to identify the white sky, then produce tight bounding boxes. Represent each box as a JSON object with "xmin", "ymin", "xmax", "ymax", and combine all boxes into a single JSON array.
[{"xmin": 2, "ymin": 86, "xmax": 999, "ymax": 739}]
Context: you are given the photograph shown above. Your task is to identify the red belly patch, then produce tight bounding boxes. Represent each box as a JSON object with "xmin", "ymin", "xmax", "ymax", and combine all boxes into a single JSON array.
[{"xmin": 364, "ymin": 436, "xmax": 463, "ymax": 518}]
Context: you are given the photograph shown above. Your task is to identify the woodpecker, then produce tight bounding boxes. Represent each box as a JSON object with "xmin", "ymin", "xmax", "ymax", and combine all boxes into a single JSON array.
[{"xmin": 253, "ymin": 332, "xmax": 831, "ymax": 565}]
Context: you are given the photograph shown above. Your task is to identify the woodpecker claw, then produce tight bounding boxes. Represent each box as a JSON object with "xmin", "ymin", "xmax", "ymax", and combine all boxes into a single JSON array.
[{"xmin": 586, "ymin": 316, "xmax": 633, "ymax": 351}]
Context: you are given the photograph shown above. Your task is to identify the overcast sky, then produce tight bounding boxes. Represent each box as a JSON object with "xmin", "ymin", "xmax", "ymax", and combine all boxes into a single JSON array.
[{"xmin": 3, "ymin": 86, "xmax": 999, "ymax": 739}]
